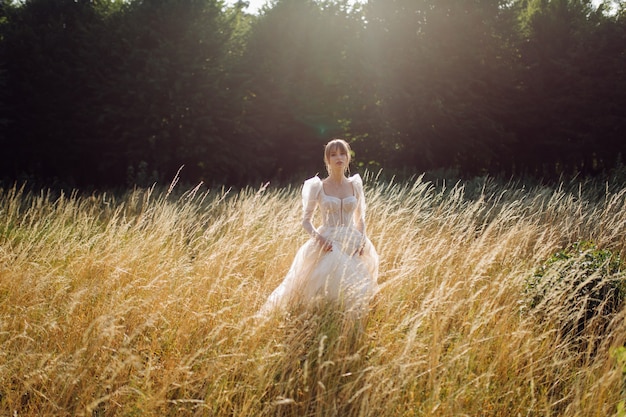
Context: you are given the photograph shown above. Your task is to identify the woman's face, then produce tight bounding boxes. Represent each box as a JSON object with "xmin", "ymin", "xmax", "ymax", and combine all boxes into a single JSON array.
[{"xmin": 327, "ymin": 146, "xmax": 349, "ymax": 172}]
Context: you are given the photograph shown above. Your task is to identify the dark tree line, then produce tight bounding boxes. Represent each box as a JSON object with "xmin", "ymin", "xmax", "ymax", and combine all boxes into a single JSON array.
[{"xmin": 0, "ymin": 0, "xmax": 625, "ymax": 187}]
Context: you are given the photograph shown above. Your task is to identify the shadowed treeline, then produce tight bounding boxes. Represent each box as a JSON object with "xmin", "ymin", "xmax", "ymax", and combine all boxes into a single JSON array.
[{"xmin": 0, "ymin": 0, "xmax": 625, "ymax": 187}]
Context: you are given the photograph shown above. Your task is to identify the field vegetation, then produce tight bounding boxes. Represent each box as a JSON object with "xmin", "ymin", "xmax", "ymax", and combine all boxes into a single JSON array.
[{"xmin": 1, "ymin": 173, "xmax": 626, "ymax": 416}]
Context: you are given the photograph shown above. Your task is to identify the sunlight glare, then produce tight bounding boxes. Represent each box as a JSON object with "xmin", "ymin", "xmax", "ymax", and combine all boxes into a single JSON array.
[{"xmin": 225, "ymin": 0, "xmax": 366, "ymax": 14}]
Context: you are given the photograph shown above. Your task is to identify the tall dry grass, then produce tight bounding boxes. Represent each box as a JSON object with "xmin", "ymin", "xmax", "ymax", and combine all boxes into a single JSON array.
[{"xmin": 1, "ymin": 173, "xmax": 625, "ymax": 416}]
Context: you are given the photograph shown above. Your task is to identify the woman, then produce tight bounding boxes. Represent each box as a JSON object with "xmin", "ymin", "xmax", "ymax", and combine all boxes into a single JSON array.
[{"xmin": 259, "ymin": 139, "xmax": 379, "ymax": 315}]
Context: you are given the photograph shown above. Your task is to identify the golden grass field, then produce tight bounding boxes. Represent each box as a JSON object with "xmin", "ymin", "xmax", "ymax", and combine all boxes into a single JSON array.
[{"xmin": 1, "ymin": 172, "xmax": 626, "ymax": 416}]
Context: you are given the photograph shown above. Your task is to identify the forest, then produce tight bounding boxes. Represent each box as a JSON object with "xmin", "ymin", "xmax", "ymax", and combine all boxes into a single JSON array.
[{"xmin": 1, "ymin": 0, "xmax": 625, "ymax": 187}]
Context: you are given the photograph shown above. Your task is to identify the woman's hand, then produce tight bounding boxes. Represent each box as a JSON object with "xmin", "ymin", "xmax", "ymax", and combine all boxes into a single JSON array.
[
  {"xmin": 352, "ymin": 241, "xmax": 365, "ymax": 257},
  {"xmin": 315, "ymin": 234, "xmax": 333, "ymax": 252}
]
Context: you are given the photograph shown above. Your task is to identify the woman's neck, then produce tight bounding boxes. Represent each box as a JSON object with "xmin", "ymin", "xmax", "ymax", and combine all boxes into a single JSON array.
[{"xmin": 327, "ymin": 170, "xmax": 346, "ymax": 184}]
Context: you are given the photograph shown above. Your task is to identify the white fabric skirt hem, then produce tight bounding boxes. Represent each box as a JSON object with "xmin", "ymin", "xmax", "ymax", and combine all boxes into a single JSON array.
[{"xmin": 259, "ymin": 226, "xmax": 379, "ymax": 315}]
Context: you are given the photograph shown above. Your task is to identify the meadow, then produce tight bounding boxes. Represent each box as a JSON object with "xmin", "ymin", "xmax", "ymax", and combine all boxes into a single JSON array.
[{"xmin": 1, "ymin": 172, "xmax": 626, "ymax": 416}]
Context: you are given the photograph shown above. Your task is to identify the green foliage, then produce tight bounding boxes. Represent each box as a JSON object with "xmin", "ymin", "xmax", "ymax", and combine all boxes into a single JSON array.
[
  {"xmin": 525, "ymin": 240, "xmax": 625, "ymax": 344},
  {"xmin": 1, "ymin": 0, "xmax": 257, "ymax": 186},
  {"xmin": 0, "ymin": 4, "xmax": 7, "ymax": 143},
  {"xmin": 1, "ymin": 0, "xmax": 626, "ymax": 186},
  {"xmin": 511, "ymin": 0, "xmax": 626, "ymax": 177},
  {"xmin": 0, "ymin": 66, "xmax": 6, "ymax": 145},
  {"xmin": 91, "ymin": 0, "xmax": 243, "ymax": 183},
  {"xmin": 354, "ymin": 0, "xmax": 519, "ymax": 174},
  {"xmin": 235, "ymin": 0, "xmax": 364, "ymax": 178}
]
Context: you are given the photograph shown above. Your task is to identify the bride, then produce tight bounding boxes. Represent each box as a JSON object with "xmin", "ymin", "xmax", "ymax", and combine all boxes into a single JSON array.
[{"xmin": 259, "ymin": 139, "xmax": 379, "ymax": 315}]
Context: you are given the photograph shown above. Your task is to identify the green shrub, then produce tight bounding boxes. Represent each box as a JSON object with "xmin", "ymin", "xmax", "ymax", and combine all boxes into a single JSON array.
[{"xmin": 525, "ymin": 241, "xmax": 625, "ymax": 345}]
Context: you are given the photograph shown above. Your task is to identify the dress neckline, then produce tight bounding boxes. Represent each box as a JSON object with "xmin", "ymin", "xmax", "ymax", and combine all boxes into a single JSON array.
[{"xmin": 320, "ymin": 180, "xmax": 356, "ymax": 201}]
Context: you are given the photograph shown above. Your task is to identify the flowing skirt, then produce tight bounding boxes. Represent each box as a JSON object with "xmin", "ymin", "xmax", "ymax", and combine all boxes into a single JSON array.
[{"xmin": 259, "ymin": 226, "xmax": 379, "ymax": 315}]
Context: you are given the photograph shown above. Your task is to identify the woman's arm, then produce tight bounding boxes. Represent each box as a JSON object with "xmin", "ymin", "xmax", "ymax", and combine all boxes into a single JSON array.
[
  {"xmin": 302, "ymin": 197, "xmax": 319, "ymax": 237},
  {"xmin": 352, "ymin": 174, "xmax": 368, "ymax": 254},
  {"xmin": 301, "ymin": 176, "xmax": 332, "ymax": 251},
  {"xmin": 355, "ymin": 205, "xmax": 366, "ymax": 235}
]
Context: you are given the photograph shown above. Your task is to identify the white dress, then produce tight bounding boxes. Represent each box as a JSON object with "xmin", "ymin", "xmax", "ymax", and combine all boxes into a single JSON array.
[{"xmin": 259, "ymin": 174, "xmax": 379, "ymax": 314}]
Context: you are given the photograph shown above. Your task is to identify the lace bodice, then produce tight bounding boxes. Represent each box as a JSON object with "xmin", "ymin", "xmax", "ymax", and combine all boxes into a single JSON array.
[
  {"xmin": 301, "ymin": 174, "xmax": 366, "ymax": 236},
  {"xmin": 319, "ymin": 188, "xmax": 358, "ymax": 228}
]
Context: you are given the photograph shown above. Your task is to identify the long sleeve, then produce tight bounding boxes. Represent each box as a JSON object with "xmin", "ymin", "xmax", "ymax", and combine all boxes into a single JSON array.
[
  {"xmin": 301, "ymin": 176, "xmax": 322, "ymax": 237},
  {"xmin": 351, "ymin": 174, "xmax": 367, "ymax": 235}
]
